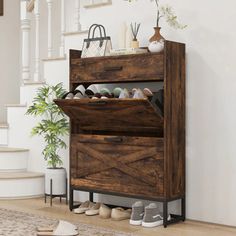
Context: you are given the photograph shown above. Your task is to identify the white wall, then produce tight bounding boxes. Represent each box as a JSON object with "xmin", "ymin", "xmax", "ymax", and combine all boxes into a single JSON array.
[
  {"xmin": 0, "ymin": 0, "xmax": 20, "ymax": 122},
  {"xmin": 67, "ymin": 0, "xmax": 236, "ymax": 226}
]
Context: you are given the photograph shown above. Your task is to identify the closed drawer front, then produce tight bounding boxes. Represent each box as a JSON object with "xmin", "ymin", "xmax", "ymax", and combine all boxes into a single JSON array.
[
  {"xmin": 70, "ymin": 135, "xmax": 164, "ymax": 198},
  {"xmin": 70, "ymin": 53, "xmax": 164, "ymax": 83}
]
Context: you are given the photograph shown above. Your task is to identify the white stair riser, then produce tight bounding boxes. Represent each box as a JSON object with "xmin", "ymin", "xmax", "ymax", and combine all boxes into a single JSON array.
[
  {"xmin": 7, "ymin": 106, "xmax": 32, "ymax": 148},
  {"xmin": 43, "ymin": 60, "xmax": 69, "ymax": 88},
  {"xmin": 65, "ymin": 34, "xmax": 85, "ymax": 55},
  {"xmin": 20, "ymin": 85, "xmax": 43, "ymax": 105},
  {"xmin": 0, "ymin": 151, "xmax": 28, "ymax": 172},
  {"xmin": 0, "ymin": 128, "xmax": 8, "ymax": 146},
  {"xmin": 0, "ymin": 177, "xmax": 44, "ymax": 199}
]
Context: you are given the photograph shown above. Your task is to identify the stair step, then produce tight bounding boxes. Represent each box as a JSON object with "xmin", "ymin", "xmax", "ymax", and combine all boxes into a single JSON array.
[
  {"xmin": 42, "ymin": 56, "xmax": 66, "ymax": 62},
  {"xmin": 5, "ymin": 104, "xmax": 27, "ymax": 108},
  {"xmin": 0, "ymin": 124, "xmax": 8, "ymax": 146},
  {"xmin": 0, "ymin": 147, "xmax": 29, "ymax": 172},
  {"xmin": 64, "ymin": 30, "xmax": 88, "ymax": 53},
  {"xmin": 0, "ymin": 171, "xmax": 45, "ymax": 199},
  {"xmin": 64, "ymin": 30, "xmax": 88, "ymax": 36},
  {"xmin": 23, "ymin": 80, "xmax": 46, "ymax": 86},
  {"xmin": 0, "ymin": 171, "xmax": 44, "ymax": 179}
]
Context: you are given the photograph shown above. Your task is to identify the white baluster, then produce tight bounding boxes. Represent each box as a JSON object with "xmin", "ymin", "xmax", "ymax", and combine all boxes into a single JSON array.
[
  {"xmin": 21, "ymin": 0, "xmax": 31, "ymax": 82},
  {"xmin": 34, "ymin": 0, "xmax": 40, "ymax": 81},
  {"xmin": 74, "ymin": 0, "xmax": 82, "ymax": 32},
  {"xmin": 60, "ymin": 0, "xmax": 65, "ymax": 57},
  {"xmin": 46, "ymin": 0, "xmax": 53, "ymax": 58}
]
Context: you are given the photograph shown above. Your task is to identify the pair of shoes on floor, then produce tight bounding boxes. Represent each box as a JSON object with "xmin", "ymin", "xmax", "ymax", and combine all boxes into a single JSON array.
[
  {"xmin": 130, "ymin": 201, "xmax": 171, "ymax": 228},
  {"xmin": 99, "ymin": 204, "xmax": 131, "ymax": 221},
  {"xmin": 74, "ymin": 201, "xmax": 101, "ymax": 216},
  {"xmin": 36, "ymin": 220, "xmax": 78, "ymax": 236}
]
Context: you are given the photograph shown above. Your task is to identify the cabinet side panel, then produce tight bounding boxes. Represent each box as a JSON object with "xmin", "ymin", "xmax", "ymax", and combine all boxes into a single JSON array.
[
  {"xmin": 164, "ymin": 41, "xmax": 186, "ymax": 199},
  {"xmin": 0, "ymin": 0, "xmax": 3, "ymax": 16}
]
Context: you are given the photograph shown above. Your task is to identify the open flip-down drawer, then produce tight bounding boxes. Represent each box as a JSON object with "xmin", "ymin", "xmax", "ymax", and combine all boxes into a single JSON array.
[{"xmin": 54, "ymin": 98, "xmax": 164, "ymax": 136}]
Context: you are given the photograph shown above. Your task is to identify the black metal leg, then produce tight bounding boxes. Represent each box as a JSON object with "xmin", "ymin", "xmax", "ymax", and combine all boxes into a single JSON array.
[
  {"xmin": 66, "ymin": 178, "xmax": 68, "ymax": 205},
  {"xmin": 69, "ymin": 187, "xmax": 74, "ymax": 211},
  {"xmin": 44, "ymin": 194, "xmax": 46, "ymax": 203},
  {"xmin": 50, "ymin": 179, "xmax": 53, "ymax": 207},
  {"xmin": 89, "ymin": 192, "xmax": 93, "ymax": 202},
  {"xmin": 163, "ymin": 201, "xmax": 168, "ymax": 228},
  {"xmin": 181, "ymin": 196, "xmax": 186, "ymax": 221}
]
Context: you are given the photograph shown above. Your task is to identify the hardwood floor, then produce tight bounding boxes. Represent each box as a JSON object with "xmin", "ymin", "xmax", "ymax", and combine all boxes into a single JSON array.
[{"xmin": 0, "ymin": 198, "xmax": 235, "ymax": 236}]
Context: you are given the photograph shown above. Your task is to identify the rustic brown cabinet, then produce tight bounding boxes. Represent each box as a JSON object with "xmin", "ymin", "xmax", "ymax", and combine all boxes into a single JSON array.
[{"xmin": 55, "ymin": 40, "xmax": 186, "ymax": 227}]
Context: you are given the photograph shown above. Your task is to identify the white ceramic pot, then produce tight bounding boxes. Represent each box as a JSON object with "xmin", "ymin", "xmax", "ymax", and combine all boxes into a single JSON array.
[
  {"xmin": 45, "ymin": 168, "xmax": 67, "ymax": 195},
  {"xmin": 148, "ymin": 39, "xmax": 165, "ymax": 53}
]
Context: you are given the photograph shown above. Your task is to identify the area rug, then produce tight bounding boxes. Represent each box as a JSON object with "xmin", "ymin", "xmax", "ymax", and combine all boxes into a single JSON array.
[{"xmin": 0, "ymin": 208, "xmax": 135, "ymax": 236}]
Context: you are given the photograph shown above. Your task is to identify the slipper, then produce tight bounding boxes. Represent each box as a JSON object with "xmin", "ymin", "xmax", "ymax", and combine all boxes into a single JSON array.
[{"xmin": 37, "ymin": 220, "xmax": 78, "ymax": 236}]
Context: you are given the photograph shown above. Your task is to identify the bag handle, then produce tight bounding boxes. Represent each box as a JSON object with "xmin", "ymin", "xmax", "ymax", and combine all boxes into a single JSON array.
[
  {"xmin": 86, "ymin": 24, "xmax": 108, "ymax": 48},
  {"xmin": 87, "ymin": 24, "xmax": 99, "ymax": 39},
  {"xmin": 86, "ymin": 24, "xmax": 99, "ymax": 48},
  {"xmin": 92, "ymin": 24, "xmax": 107, "ymax": 38},
  {"xmin": 91, "ymin": 24, "xmax": 105, "ymax": 48}
]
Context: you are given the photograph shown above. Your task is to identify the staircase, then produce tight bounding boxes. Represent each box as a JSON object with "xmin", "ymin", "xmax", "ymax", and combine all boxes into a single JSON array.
[{"xmin": 0, "ymin": 0, "xmax": 110, "ymax": 199}]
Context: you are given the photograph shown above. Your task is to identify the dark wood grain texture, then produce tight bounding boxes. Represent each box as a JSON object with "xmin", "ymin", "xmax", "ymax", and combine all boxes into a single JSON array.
[
  {"xmin": 54, "ymin": 98, "xmax": 163, "ymax": 135},
  {"xmin": 56, "ymin": 41, "xmax": 185, "ymax": 203},
  {"xmin": 164, "ymin": 41, "xmax": 186, "ymax": 199},
  {"xmin": 70, "ymin": 50, "xmax": 164, "ymax": 84},
  {"xmin": 71, "ymin": 135, "xmax": 164, "ymax": 198},
  {"xmin": 0, "ymin": 0, "xmax": 3, "ymax": 16}
]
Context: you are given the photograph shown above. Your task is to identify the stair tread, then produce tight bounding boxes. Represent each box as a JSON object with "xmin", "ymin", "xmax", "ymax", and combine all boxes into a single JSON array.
[
  {"xmin": 0, "ymin": 147, "xmax": 29, "ymax": 152},
  {"xmin": 64, "ymin": 29, "xmax": 88, "ymax": 36},
  {"xmin": 23, "ymin": 80, "xmax": 46, "ymax": 86},
  {"xmin": 5, "ymin": 104, "xmax": 27, "ymax": 107},
  {"xmin": 0, "ymin": 123, "xmax": 8, "ymax": 128},
  {"xmin": 0, "ymin": 171, "xmax": 44, "ymax": 179}
]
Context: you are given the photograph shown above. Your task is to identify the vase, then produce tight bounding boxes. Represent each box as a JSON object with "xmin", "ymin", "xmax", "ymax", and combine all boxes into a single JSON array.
[
  {"xmin": 148, "ymin": 27, "xmax": 165, "ymax": 53},
  {"xmin": 45, "ymin": 168, "xmax": 67, "ymax": 195}
]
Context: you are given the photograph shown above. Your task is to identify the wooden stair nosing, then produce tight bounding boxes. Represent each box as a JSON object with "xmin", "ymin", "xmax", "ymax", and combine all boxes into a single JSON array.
[
  {"xmin": 0, "ymin": 147, "xmax": 29, "ymax": 152},
  {"xmin": 0, "ymin": 172, "xmax": 45, "ymax": 180}
]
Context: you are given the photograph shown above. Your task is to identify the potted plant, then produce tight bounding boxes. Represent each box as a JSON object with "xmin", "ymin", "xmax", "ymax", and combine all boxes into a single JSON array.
[{"xmin": 26, "ymin": 83, "xmax": 69, "ymax": 195}]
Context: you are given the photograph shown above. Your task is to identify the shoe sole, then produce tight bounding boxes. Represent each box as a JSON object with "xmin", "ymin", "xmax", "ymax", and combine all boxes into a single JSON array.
[
  {"xmin": 129, "ymin": 219, "xmax": 142, "ymax": 226},
  {"xmin": 142, "ymin": 220, "xmax": 163, "ymax": 228}
]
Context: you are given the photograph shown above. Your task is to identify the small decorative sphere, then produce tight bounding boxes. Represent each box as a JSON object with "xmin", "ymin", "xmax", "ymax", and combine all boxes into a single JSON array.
[{"xmin": 148, "ymin": 39, "xmax": 165, "ymax": 53}]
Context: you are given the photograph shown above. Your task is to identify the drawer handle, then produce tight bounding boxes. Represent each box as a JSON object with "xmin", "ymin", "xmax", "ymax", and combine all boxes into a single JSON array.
[
  {"xmin": 104, "ymin": 66, "xmax": 123, "ymax": 72},
  {"xmin": 88, "ymin": 101, "xmax": 108, "ymax": 105},
  {"xmin": 104, "ymin": 137, "xmax": 123, "ymax": 143}
]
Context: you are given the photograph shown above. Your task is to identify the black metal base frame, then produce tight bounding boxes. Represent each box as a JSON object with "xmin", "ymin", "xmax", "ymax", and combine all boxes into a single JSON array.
[
  {"xmin": 44, "ymin": 178, "xmax": 68, "ymax": 206},
  {"xmin": 69, "ymin": 187, "xmax": 185, "ymax": 228}
]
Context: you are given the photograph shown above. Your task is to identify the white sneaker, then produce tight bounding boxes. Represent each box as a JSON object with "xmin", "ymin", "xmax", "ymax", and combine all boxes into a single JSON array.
[{"xmin": 74, "ymin": 201, "xmax": 94, "ymax": 214}]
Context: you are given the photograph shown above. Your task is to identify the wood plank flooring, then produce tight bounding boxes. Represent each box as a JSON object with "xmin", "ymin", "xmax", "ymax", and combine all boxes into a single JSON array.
[{"xmin": 0, "ymin": 198, "xmax": 235, "ymax": 236}]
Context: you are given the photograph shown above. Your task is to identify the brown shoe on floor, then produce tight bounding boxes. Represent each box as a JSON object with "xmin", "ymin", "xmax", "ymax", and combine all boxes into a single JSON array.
[{"xmin": 111, "ymin": 207, "xmax": 131, "ymax": 221}]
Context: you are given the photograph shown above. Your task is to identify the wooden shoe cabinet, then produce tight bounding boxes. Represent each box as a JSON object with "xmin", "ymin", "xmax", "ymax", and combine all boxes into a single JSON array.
[{"xmin": 55, "ymin": 40, "xmax": 186, "ymax": 227}]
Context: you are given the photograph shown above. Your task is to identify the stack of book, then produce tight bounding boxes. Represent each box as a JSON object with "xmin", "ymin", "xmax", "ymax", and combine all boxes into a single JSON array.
[{"xmin": 109, "ymin": 48, "xmax": 148, "ymax": 56}]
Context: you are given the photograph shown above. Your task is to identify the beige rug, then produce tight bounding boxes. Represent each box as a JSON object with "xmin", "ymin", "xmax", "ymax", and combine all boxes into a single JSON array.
[{"xmin": 0, "ymin": 208, "xmax": 135, "ymax": 236}]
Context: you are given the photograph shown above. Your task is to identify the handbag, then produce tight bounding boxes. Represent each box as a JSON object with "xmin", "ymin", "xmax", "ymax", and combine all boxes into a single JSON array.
[{"xmin": 81, "ymin": 24, "xmax": 112, "ymax": 58}]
